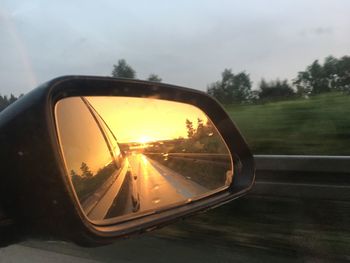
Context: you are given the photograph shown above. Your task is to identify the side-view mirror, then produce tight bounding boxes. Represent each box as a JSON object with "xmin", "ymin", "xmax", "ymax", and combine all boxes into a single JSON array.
[{"xmin": 0, "ymin": 76, "xmax": 255, "ymax": 246}]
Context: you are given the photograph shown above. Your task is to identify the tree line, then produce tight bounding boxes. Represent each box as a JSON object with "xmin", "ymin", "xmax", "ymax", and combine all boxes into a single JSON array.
[
  {"xmin": 207, "ymin": 55, "xmax": 350, "ymax": 104},
  {"xmin": 0, "ymin": 59, "xmax": 161, "ymax": 113},
  {"xmin": 111, "ymin": 55, "xmax": 350, "ymax": 105},
  {"xmin": 1, "ymin": 55, "xmax": 349, "ymax": 112},
  {"xmin": 0, "ymin": 94, "xmax": 22, "ymax": 112},
  {"xmin": 111, "ymin": 59, "xmax": 162, "ymax": 82}
]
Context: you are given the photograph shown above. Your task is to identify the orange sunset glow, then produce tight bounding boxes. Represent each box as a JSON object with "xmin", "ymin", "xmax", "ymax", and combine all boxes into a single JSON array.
[
  {"xmin": 55, "ymin": 96, "xmax": 232, "ymax": 221},
  {"xmin": 86, "ymin": 96, "xmax": 209, "ymax": 144}
]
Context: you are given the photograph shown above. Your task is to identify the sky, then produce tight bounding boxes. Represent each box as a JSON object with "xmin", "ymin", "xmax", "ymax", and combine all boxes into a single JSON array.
[
  {"xmin": 1, "ymin": 0, "xmax": 350, "ymax": 95},
  {"xmin": 87, "ymin": 96, "xmax": 209, "ymax": 143},
  {"xmin": 56, "ymin": 96, "xmax": 210, "ymax": 173}
]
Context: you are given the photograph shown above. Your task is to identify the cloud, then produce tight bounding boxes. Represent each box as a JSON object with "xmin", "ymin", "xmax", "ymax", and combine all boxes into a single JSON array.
[
  {"xmin": 314, "ymin": 27, "xmax": 333, "ymax": 35},
  {"xmin": 1, "ymin": 1, "xmax": 350, "ymax": 95},
  {"xmin": 300, "ymin": 27, "xmax": 334, "ymax": 37}
]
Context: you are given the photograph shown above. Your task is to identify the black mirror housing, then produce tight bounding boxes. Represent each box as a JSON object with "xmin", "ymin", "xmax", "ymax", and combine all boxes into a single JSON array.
[{"xmin": 0, "ymin": 76, "xmax": 255, "ymax": 246}]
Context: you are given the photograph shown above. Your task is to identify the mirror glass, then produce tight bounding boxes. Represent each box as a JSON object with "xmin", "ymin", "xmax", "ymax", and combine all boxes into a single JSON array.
[{"xmin": 55, "ymin": 96, "xmax": 233, "ymax": 222}]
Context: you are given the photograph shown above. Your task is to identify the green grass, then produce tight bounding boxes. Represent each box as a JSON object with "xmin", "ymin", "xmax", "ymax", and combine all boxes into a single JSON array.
[{"xmin": 224, "ymin": 92, "xmax": 350, "ymax": 155}]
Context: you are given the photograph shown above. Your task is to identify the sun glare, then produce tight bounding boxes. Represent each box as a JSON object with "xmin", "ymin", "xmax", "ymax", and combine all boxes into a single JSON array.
[
  {"xmin": 138, "ymin": 135, "xmax": 153, "ymax": 144},
  {"xmin": 86, "ymin": 96, "xmax": 209, "ymax": 144}
]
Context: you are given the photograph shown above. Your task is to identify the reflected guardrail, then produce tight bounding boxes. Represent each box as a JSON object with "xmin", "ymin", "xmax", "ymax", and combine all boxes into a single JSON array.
[{"xmin": 144, "ymin": 152, "xmax": 231, "ymax": 166}]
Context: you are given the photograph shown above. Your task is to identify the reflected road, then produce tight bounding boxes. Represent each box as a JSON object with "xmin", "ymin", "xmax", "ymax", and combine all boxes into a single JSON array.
[{"xmin": 127, "ymin": 153, "xmax": 208, "ymax": 212}]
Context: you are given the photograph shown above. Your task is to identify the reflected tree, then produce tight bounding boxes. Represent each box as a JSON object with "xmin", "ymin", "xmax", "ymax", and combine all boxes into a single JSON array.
[
  {"xmin": 70, "ymin": 169, "xmax": 79, "ymax": 178},
  {"xmin": 196, "ymin": 118, "xmax": 205, "ymax": 138},
  {"xmin": 70, "ymin": 161, "xmax": 118, "ymax": 203},
  {"xmin": 80, "ymin": 162, "xmax": 93, "ymax": 178},
  {"xmin": 185, "ymin": 119, "xmax": 195, "ymax": 138}
]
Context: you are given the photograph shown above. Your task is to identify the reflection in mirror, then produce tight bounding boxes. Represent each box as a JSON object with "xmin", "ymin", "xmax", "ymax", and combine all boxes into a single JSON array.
[{"xmin": 55, "ymin": 96, "xmax": 233, "ymax": 222}]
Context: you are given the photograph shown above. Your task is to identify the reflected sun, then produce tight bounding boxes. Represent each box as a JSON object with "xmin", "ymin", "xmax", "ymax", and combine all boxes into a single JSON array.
[{"xmin": 137, "ymin": 135, "xmax": 154, "ymax": 144}]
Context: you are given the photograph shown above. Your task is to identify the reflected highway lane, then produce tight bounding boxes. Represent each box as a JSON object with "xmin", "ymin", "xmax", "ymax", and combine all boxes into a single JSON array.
[{"xmin": 127, "ymin": 153, "xmax": 208, "ymax": 212}]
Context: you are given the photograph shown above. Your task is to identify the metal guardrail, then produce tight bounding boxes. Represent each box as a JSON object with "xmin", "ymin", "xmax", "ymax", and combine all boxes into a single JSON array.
[
  {"xmin": 254, "ymin": 155, "xmax": 350, "ymax": 173},
  {"xmin": 145, "ymin": 152, "xmax": 231, "ymax": 166},
  {"xmin": 252, "ymin": 155, "xmax": 350, "ymax": 200},
  {"xmin": 146, "ymin": 153, "xmax": 350, "ymax": 173},
  {"xmin": 145, "ymin": 152, "xmax": 230, "ymax": 160}
]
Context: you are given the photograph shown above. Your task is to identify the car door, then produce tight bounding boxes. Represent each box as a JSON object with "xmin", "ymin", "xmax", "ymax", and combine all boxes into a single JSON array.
[{"xmin": 56, "ymin": 96, "xmax": 132, "ymax": 220}]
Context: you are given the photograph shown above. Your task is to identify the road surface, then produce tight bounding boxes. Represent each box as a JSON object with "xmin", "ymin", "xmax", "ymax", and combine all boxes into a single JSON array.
[{"xmin": 127, "ymin": 153, "xmax": 208, "ymax": 213}]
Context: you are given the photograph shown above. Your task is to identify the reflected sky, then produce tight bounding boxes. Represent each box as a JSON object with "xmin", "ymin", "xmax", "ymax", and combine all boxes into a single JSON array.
[
  {"xmin": 56, "ymin": 97, "xmax": 113, "ymax": 175},
  {"xmin": 87, "ymin": 96, "xmax": 209, "ymax": 143}
]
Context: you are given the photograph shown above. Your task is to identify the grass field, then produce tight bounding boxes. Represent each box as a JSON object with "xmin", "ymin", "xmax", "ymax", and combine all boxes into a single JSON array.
[{"xmin": 224, "ymin": 92, "xmax": 350, "ymax": 155}]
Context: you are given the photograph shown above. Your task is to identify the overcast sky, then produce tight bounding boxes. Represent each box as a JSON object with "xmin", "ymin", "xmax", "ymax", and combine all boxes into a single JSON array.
[{"xmin": 1, "ymin": 0, "xmax": 350, "ymax": 95}]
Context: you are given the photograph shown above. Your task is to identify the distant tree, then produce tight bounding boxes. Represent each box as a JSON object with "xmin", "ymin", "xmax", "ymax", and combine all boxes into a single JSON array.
[
  {"xmin": 80, "ymin": 162, "xmax": 93, "ymax": 178},
  {"xmin": 195, "ymin": 118, "xmax": 205, "ymax": 138},
  {"xmin": 70, "ymin": 170, "xmax": 79, "ymax": 178},
  {"xmin": 207, "ymin": 69, "xmax": 252, "ymax": 104},
  {"xmin": 294, "ymin": 60, "xmax": 329, "ymax": 95},
  {"xmin": 147, "ymin": 74, "xmax": 162, "ymax": 82},
  {"xmin": 70, "ymin": 169, "xmax": 80, "ymax": 186},
  {"xmin": 185, "ymin": 119, "xmax": 195, "ymax": 138},
  {"xmin": 249, "ymin": 89, "xmax": 260, "ymax": 103},
  {"xmin": 333, "ymin": 56, "xmax": 350, "ymax": 92},
  {"xmin": 258, "ymin": 79, "xmax": 295, "ymax": 101},
  {"xmin": 111, "ymin": 59, "xmax": 136, "ymax": 78},
  {"xmin": 0, "ymin": 95, "xmax": 8, "ymax": 111},
  {"xmin": 323, "ymin": 56, "xmax": 338, "ymax": 89},
  {"xmin": 70, "ymin": 169, "xmax": 84, "ymax": 195},
  {"xmin": 204, "ymin": 119, "xmax": 215, "ymax": 136},
  {"xmin": 182, "ymin": 117, "xmax": 228, "ymax": 153},
  {"xmin": 9, "ymin": 94, "xmax": 17, "ymax": 104},
  {"xmin": 0, "ymin": 93, "xmax": 20, "ymax": 112},
  {"xmin": 293, "ymin": 55, "xmax": 350, "ymax": 95}
]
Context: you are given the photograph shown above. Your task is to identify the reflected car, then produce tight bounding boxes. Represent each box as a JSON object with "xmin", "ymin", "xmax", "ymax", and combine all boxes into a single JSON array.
[{"xmin": 56, "ymin": 96, "xmax": 141, "ymax": 221}]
